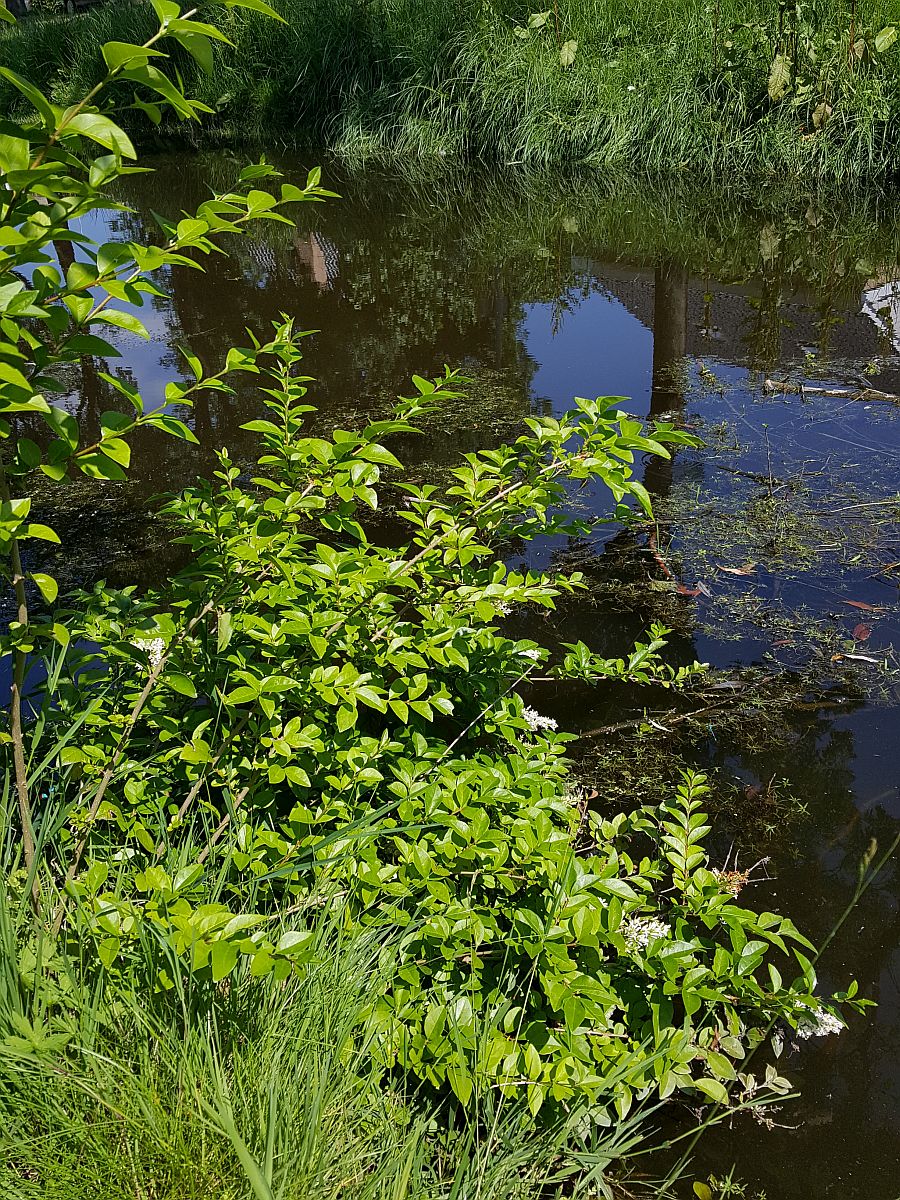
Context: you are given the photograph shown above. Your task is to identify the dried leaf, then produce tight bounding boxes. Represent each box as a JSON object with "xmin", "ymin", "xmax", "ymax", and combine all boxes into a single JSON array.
[
  {"xmin": 844, "ymin": 600, "xmax": 883, "ymax": 612},
  {"xmin": 767, "ymin": 53, "xmax": 791, "ymax": 101},
  {"xmin": 559, "ymin": 39, "xmax": 578, "ymax": 67},
  {"xmin": 811, "ymin": 102, "xmax": 832, "ymax": 130},
  {"xmin": 852, "ymin": 624, "xmax": 871, "ymax": 642},
  {"xmin": 718, "ymin": 562, "xmax": 756, "ymax": 576},
  {"xmin": 676, "ymin": 584, "xmax": 702, "ymax": 597},
  {"xmin": 759, "ymin": 223, "xmax": 781, "ymax": 264}
]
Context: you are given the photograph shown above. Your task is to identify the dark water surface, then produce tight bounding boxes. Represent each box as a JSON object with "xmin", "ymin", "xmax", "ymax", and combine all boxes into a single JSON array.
[{"xmin": 43, "ymin": 158, "xmax": 900, "ymax": 1199}]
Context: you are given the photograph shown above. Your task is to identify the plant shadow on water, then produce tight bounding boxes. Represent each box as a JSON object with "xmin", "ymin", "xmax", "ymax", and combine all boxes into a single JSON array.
[{"xmin": 16, "ymin": 157, "xmax": 900, "ymax": 1200}]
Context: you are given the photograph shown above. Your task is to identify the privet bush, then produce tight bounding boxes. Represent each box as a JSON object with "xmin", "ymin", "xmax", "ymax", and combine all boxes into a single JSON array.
[{"xmin": 0, "ymin": 0, "xmax": 864, "ymax": 1136}]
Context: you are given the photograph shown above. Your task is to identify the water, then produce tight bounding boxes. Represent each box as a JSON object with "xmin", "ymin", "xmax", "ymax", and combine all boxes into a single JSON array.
[{"xmin": 31, "ymin": 157, "xmax": 900, "ymax": 1198}]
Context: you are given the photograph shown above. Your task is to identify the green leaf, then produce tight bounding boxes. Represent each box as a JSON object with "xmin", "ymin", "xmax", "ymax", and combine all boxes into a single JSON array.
[
  {"xmin": 336, "ymin": 705, "xmax": 356, "ymax": 732},
  {"xmin": 211, "ymin": 939, "xmax": 239, "ymax": 982},
  {"xmin": 66, "ymin": 260, "xmax": 98, "ymax": 292},
  {"xmin": 559, "ymin": 39, "xmax": 578, "ymax": 67},
  {"xmin": 75, "ymin": 452, "xmax": 127, "ymax": 481},
  {"xmin": 149, "ymin": 415, "xmax": 199, "ymax": 443},
  {"xmin": 44, "ymin": 405, "xmax": 79, "ymax": 448},
  {"xmin": 21, "ymin": 523, "xmax": 60, "ymax": 544},
  {"xmin": 445, "ymin": 1067, "xmax": 473, "ymax": 1105},
  {"xmin": 0, "ymin": 67, "xmax": 56, "ymax": 126},
  {"xmin": 132, "ymin": 95, "xmax": 163, "ymax": 125},
  {"xmin": 181, "ymin": 347, "xmax": 203, "ymax": 380},
  {"xmin": 151, "ymin": 0, "xmax": 180, "ymax": 25},
  {"xmin": 92, "ymin": 309, "xmax": 150, "ymax": 339},
  {"xmin": 875, "ymin": 26, "xmax": 897, "ymax": 53},
  {"xmin": 102, "ymin": 41, "xmax": 167, "ymax": 72},
  {"xmin": 15, "ymin": 438, "xmax": 41, "ymax": 470},
  {"xmin": 167, "ymin": 673, "xmax": 197, "ymax": 698},
  {"xmin": 695, "ymin": 1077, "xmax": 729, "ymax": 1105},
  {"xmin": 65, "ymin": 334, "xmax": 122, "ymax": 357},
  {"xmin": 99, "ymin": 437, "xmax": 132, "ymax": 468},
  {"xmin": 309, "ymin": 634, "xmax": 328, "ymax": 659},
  {"xmin": 597, "ymin": 877, "xmax": 640, "ymax": 901},
  {"xmin": 217, "ymin": 611, "xmax": 233, "ymax": 653},
  {"xmin": 705, "ymin": 1050, "xmax": 737, "ymax": 1081},
  {"xmin": 356, "ymin": 443, "xmax": 403, "ymax": 469},
  {"xmin": 119, "ymin": 64, "xmax": 198, "ymax": 120},
  {"xmin": 98, "ymin": 938, "xmax": 119, "ymax": 969},
  {"xmin": 276, "ymin": 930, "xmax": 315, "ymax": 956},
  {"xmin": 173, "ymin": 864, "xmax": 203, "ymax": 891},
  {"xmin": 174, "ymin": 31, "xmax": 214, "ymax": 74},
  {"xmin": 30, "ymin": 573, "xmax": 58, "ymax": 604},
  {"xmin": 222, "ymin": 0, "xmax": 286, "ymax": 23},
  {"xmin": 63, "ymin": 112, "xmax": 136, "ymax": 159}
]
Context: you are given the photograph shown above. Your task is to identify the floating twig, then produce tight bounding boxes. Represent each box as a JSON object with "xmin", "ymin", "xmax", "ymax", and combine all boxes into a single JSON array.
[{"xmin": 764, "ymin": 378, "xmax": 900, "ymax": 403}]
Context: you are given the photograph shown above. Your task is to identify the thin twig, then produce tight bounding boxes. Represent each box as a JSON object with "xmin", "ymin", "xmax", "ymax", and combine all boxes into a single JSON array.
[
  {"xmin": 0, "ymin": 461, "xmax": 40, "ymax": 911},
  {"xmin": 577, "ymin": 697, "xmax": 740, "ymax": 740},
  {"xmin": 153, "ymin": 711, "xmax": 250, "ymax": 859},
  {"xmin": 196, "ymin": 786, "xmax": 250, "ymax": 866},
  {"xmin": 764, "ymin": 378, "xmax": 899, "ymax": 403}
]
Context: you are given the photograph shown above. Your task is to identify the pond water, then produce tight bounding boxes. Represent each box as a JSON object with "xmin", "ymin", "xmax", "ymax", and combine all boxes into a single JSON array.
[{"xmin": 36, "ymin": 156, "xmax": 900, "ymax": 1199}]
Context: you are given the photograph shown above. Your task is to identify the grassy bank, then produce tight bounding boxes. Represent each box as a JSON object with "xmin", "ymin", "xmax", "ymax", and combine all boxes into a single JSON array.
[{"xmin": 2, "ymin": 0, "xmax": 900, "ymax": 179}]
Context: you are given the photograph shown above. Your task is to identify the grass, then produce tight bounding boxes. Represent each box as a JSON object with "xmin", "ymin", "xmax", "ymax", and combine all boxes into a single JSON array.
[
  {"xmin": 3, "ymin": 0, "xmax": 900, "ymax": 179},
  {"xmin": 0, "ymin": 807, "xmax": 663, "ymax": 1200},
  {"xmin": 0, "ymin": 892, "xmax": 555, "ymax": 1200}
]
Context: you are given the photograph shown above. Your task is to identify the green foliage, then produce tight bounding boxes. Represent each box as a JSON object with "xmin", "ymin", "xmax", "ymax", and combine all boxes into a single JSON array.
[
  {"xmin": 719, "ymin": 0, "xmax": 899, "ymax": 128},
  {"xmin": 1, "ymin": 0, "xmax": 899, "ymax": 178},
  {"xmin": 0, "ymin": 0, "xmax": 868, "ymax": 1171},
  {"xmin": 11, "ymin": 321, "xmax": 861, "ymax": 1123}
]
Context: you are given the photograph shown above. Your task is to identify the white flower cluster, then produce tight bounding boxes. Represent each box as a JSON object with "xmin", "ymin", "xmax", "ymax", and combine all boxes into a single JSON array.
[
  {"xmin": 796, "ymin": 1004, "xmax": 844, "ymax": 1039},
  {"xmin": 522, "ymin": 706, "xmax": 557, "ymax": 733},
  {"xmin": 520, "ymin": 647, "xmax": 542, "ymax": 662},
  {"xmin": 134, "ymin": 637, "xmax": 165, "ymax": 669},
  {"xmin": 619, "ymin": 915, "xmax": 669, "ymax": 952},
  {"xmin": 496, "ymin": 601, "xmax": 512, "ymax": 616}
]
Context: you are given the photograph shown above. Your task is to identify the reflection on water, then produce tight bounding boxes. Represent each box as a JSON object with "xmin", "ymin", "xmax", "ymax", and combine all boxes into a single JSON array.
[{"xmin": 29, "ymin": 158, "xmax": 900, "ymax": 1198}]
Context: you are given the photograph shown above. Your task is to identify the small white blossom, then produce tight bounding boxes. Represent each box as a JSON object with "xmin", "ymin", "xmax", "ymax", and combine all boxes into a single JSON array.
[
  {"xmin": 796, "ymin": 1004, "xmax": 844, "ymax": 1039},
  {"xmin": 627, "ymin": 84, "xmax": 637, "ymax": 91},
  {"xmin": 520, "ymin": 647, "xmax": 542, "ymax": 661},
  {"xmin": 496, "ymin": 601, "xmax": 512, "ymax": 616},
  {"xmin": 619, "ymin": 915, "xmax": 669, "ymax": 952},
  {"xmin": 522, "ymin": 706, "xmax": 557, "ymax": 733},
  {"xmin": 134, "ymin": 636, "xmax": 165, "ymax": 669}
]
